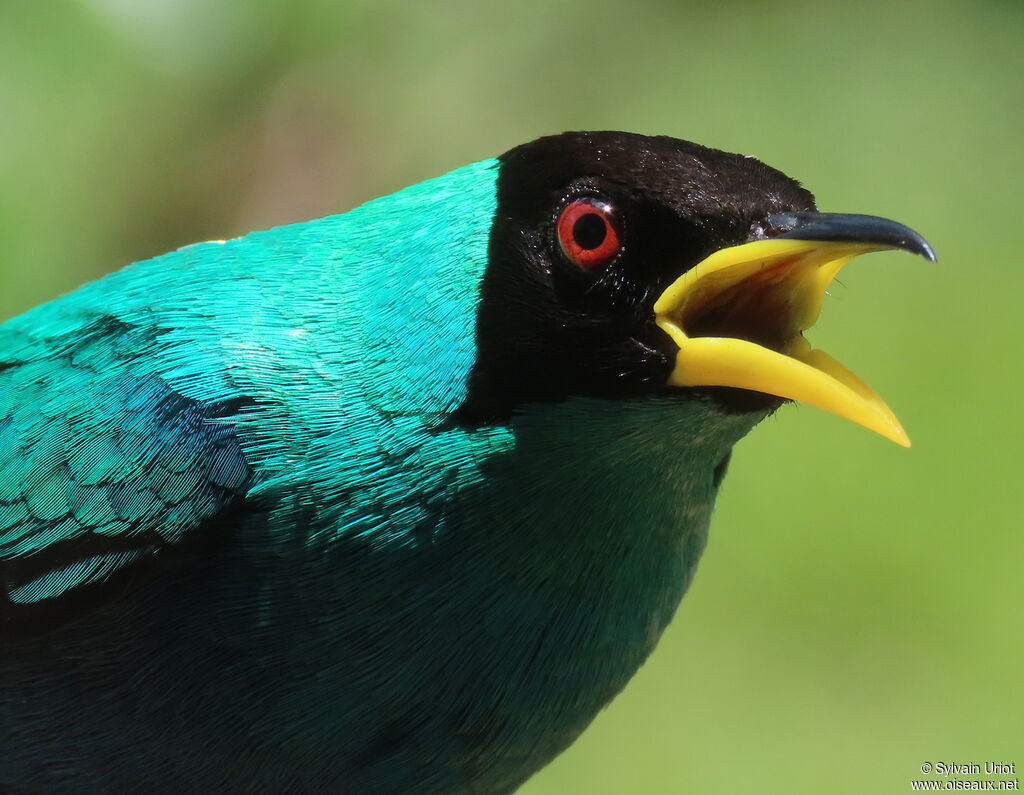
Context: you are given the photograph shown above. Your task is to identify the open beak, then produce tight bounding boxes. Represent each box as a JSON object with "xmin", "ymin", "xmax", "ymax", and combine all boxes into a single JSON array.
[{"xmin": 653, "ymin": 212, "xmax": 935, "ymax": 446}]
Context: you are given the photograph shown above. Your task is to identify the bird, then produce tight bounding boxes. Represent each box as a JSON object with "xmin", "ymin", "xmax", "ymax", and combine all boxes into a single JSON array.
[{"xmin": 0, "ymin": 131, "xmax": 934, "ymax": 793}]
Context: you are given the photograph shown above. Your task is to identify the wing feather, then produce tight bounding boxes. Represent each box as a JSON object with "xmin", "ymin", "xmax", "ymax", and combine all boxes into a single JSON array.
[{"xmin": 0, "ymin": 316, "xmax": 252, "ymax": 606}]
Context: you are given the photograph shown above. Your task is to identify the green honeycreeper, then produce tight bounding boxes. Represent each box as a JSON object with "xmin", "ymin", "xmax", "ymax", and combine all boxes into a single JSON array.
[{"xmin": 0, "ymin": 132, "xmax": 934, "ymax": 793}]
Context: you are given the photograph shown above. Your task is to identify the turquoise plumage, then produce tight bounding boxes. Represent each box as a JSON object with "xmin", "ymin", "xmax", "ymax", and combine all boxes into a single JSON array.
[
  {"xmin": 0, "ymin": 132, "xmax": 933, "ymax": 792},
  {"xmin": 2, "ymin": 159, "xmax": 499, "ymax": 591}
]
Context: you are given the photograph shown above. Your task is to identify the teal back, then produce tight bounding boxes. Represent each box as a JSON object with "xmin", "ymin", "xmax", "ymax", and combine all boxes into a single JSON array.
[{"xmin": 0, "ymin": 158, "xmax": 507, "ymax": 594}]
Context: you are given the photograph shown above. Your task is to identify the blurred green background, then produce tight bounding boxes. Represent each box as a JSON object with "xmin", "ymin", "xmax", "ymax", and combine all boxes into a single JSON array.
[{"xmin": 1, "ymin": 0, "xmax": 1020, "ymax": 792}]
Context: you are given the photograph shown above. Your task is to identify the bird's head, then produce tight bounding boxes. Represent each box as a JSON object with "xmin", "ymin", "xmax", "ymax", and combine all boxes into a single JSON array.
[{"xmin": 461, "ymin": 131, "xmax": 934, "ymax": 445}]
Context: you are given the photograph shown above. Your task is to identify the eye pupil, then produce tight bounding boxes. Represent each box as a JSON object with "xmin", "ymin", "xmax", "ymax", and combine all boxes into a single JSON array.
[{"xmin": 572, "ymin": 213, "xmax": 607, "ymax": 250}]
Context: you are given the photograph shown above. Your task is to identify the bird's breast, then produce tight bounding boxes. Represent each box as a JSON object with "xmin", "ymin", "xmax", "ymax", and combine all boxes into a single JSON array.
[{"xmin": 310, "ymin": 394, "xmax": 766, "ymax": 791}]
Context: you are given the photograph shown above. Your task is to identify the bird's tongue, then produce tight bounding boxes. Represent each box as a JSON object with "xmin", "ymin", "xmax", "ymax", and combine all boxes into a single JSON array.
[{"xmin": 653, "ymin": 238, "xmax": 910, "ymax": 446}]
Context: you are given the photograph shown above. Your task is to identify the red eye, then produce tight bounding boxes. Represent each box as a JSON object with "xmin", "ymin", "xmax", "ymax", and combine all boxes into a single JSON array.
[{"xmin": 556, "ymin": 198, "xmax": 622, "ymax": 269}]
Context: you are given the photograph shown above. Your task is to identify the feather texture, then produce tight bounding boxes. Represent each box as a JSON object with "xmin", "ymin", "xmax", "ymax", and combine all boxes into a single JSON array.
[{"xmin": 0, "ymin": 135, "xmax": 809, "ymax": 793}]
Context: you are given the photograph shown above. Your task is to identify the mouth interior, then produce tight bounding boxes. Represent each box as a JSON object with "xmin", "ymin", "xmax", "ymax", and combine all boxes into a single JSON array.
[{"xmin": 680, "ymin": 256, "xmax": 809, "ymax": 354}]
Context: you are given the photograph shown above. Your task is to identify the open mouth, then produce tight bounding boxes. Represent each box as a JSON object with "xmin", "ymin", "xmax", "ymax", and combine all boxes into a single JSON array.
[{"xmin": 653, "ymin": 213, "xmax": 935, "ymax": 446}]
